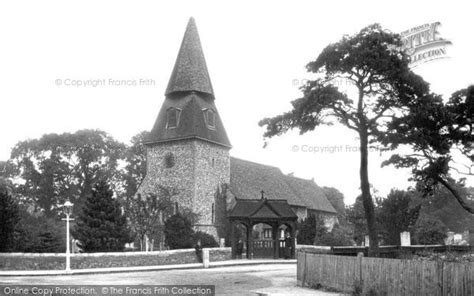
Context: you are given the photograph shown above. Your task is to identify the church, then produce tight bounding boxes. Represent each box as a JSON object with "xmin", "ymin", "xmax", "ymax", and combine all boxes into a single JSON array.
[{"xmin": 136, "ymin": 18, "xmax": 337, "ymax": 246}]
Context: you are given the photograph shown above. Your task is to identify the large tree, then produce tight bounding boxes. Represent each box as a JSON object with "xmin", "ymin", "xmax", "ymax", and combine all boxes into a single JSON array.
[
  {"xmin": 380, "ymin": 86, "xmax": 474, "ymax": 214},
  {"xmin": 8, "ymin": 129, "xmax": 125, "ymax": 217},
  {"xmin": 259, "ymin": 24, "xmax": 429, "ymax": 254},
  {"xmin": 73, "ymin": 181, "xmax": 131, "ymax": 252},
  {"xmin": 121, "ymin": 131, "xmax": 150, "ymax": 199}
]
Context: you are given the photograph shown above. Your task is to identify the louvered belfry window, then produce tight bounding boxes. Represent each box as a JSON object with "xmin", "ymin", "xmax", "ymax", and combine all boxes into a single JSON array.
[
  {"xmin": 166, "ymin": 108, "xmax": 181, "ymax": 128},
  {"xmin": 203, "ymin": 108, "xmax": 216, "ymax": 130}
]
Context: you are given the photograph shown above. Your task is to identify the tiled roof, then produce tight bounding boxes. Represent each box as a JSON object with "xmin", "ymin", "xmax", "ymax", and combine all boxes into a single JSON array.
[
  {"xmin": 230, "ymin": 157, "xmax": 336, "ymax": 214},
  {"xmin": 146, "ymin": 92, "xmax": 231, "ymax": 147},
  {"xmin": 165, "ymin": 17, "xmax": 214, "ymax": 96},
  {"xmin": 228, "ymin": 199, "xmax": 297, "ymax": 219},
  {"xmin": 284, "ymin": 175, "xmax": 337, "ymax": 214}
]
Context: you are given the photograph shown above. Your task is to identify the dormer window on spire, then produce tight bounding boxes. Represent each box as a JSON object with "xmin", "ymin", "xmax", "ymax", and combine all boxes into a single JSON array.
[
  {"xmin": 203, "ymin": 108, "xmax": 216, "ymax": 130},
  {"xmin": 166, "ymin": 107, "xmax": 182, "ymax": 129}
]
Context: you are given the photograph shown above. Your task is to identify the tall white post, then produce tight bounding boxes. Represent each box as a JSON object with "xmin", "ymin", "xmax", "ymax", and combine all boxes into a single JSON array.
[{"xmin": 62, "ymin": 200, "xmax": 74, "ymax": 274}]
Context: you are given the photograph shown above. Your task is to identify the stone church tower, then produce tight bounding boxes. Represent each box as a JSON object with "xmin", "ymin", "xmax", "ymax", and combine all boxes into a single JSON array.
[{"xmin": 137, "ymin": 18, "xmax": 231, "ymax": 239}]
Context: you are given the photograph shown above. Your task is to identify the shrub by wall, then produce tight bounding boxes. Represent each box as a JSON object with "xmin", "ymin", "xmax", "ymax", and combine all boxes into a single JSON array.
[
  {"xmin": 0, "ymin": 248, "xmax": 232, "ymax": 271},
  {"xmin": 0, "ymin": 254, "xmax": 66, "ymax": 270},
  {"xmin": 209, "ymin": 247, "xmax": 231, "ymax": 261}
]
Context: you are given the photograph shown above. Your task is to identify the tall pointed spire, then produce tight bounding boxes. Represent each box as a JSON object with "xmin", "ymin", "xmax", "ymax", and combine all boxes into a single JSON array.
[
  {"xmin": 165, "ymin": 17, "xmax": 214, "ymax": 96},
  {"xmin": 146, "ymin": 17, "xmax": 230, "ymax": 147}
]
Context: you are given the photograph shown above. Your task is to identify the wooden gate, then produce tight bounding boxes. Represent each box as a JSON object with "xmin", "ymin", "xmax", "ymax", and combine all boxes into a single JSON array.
[
  {"xmin": 252, "ymin": 240, "xmax": 274, "ymax": 258},
  {"xmin": 278, "ymin": 239, "xmax": 287, "ymax": 258}
]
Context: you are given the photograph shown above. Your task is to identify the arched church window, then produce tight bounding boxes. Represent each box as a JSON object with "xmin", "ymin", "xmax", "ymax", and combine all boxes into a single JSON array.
[
  {"xmin": 211, "ymin": 203, "xmax": 215, "ymax": 223},
  {"xmin": 166, "ymin": 107, "xmax": 182, "ymax": 128},
  {"xmin": 164, "ymin": 152, "xmax": 175, "ymax": 168},
  {"xmin": 202, "ymin": 108, "xmax": 216, "ymax": 130}
]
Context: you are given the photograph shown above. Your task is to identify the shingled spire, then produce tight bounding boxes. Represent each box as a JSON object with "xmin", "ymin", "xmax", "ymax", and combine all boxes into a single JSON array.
[
  {"xmin": 146, "ymin": 18, "xmax": 231, "ymax": 147},
  {"xmin": 165, "ymin": 17, "xmax": 214, "ymax": 96}
]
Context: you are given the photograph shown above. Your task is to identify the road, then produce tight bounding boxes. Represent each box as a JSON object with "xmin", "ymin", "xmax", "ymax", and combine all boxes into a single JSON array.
[
  {"xmin": 0, "ymin": 264, "xmax": 296, "ymax": 296},
  {"xmin": 0, "ymin": 264, "xmax": 345, "ymax": 295}
]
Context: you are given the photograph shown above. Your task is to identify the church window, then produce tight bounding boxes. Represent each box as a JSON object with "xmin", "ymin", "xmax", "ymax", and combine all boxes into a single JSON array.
[
  {"xmin": 202, "ymin": 108, "xmax": 216, "ymax": 130},
  {"xmin": 164, "ymin": 152, "xmax": 175, "ymax": 168},
  {"xmin": 211, "ymin": 203, "xmax": 215, "ymax": 223},
  {"xmin": 166, "ymin": 107, "xmax": 182, "ymax": 128}
]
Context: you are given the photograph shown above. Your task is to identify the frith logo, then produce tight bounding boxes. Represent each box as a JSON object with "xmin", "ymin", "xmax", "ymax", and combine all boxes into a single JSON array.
[{"xmin": 400, "ymin": 22, "xmax": 452, "ymax": 67}]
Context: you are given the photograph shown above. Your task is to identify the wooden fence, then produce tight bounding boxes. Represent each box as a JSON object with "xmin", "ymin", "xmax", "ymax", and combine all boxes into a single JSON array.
[
  {"xmin": 297, "ymin": 251, "xmax": 474, "ymax": 296},
  {"xmin": 331, "ymin": 245, "xmax": 474, "ymax": 257}
]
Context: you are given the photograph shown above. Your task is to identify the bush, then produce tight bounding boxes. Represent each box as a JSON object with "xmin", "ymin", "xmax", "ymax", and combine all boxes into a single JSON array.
[
  {"xmin": 297, "ymin": 215, "xmax": 327, "ymax": 245},
  {"xmin": 164, "ymin": 213, "xmax": 194, "ymax": 249},
  {"xmin": 411, "ymin": 215, "xmax": 447, "ymax": 245},
  {"xmin": 317, "ymin": 224, "xmax": 353, "ymax": 246},
  {"xmin": 194, "ymin": 231, "xmax": 218, "ymax": 248},
  {"xmin": 37, "ymin": 231, "xmax": 62, "ymax": 253}
]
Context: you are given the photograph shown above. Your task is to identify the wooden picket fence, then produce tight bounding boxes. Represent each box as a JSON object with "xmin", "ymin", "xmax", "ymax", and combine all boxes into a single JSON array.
[{"xmin": 297, "ymin": 252, "xmax": 474, "ymax": 295}]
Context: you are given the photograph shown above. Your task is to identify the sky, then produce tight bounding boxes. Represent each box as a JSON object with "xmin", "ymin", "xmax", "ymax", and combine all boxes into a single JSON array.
[{"xmin": 0, "ymin": 0, "xmax": 473, "ymax": 205}]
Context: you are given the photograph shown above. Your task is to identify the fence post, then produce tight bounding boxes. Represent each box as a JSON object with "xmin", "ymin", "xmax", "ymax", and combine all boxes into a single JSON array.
[
  {"xmin": 357, "ymin": 252, "xmax": 364, "ymax": 291},
  {"xmin": 303, "ymin": 251, "xmax": 307, "ymax": 287}
]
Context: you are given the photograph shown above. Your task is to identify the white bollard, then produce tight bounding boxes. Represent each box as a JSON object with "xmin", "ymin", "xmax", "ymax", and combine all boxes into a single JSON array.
[{"xmin": 202, "ymin": 248, "xmax": 210, "ymax": 268}]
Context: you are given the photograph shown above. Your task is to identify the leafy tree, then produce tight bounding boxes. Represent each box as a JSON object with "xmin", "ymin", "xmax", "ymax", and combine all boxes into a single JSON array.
[
  {"xmin": 8, "ymin": 130, "xmax": 125, "ymax": 217},
  {"xmin": 122, "ymin": 187, "xmax": 175, "ymax": 251},
  {"xmin": 322, "ymin": 187, "xmax": 346, "ymax": 216},
  {"xmin": 164, "ymin": 213, "xmax": 194, "ymax": 249},
  {"xmin": 8, "ymin": 206, "xmax": 65, "ymax": 253},
  {"xmin": 194, "ymin": 231, "xmax": 218, "ymax": 248},
  {"xmin": 411, "ymin": 214, "xmax": 447, "ymax": 245},
  {"xmin": 0, "ymin": 160, "xmax": 14, "ymax": 178},
  {"xmin": 377, "ymin": 190, "xmax": 420, "ymax": 245},
  {"xmin": 73, "ymin": 181, "xmax": 132, "ymax": 252},
  {"xmin": 0, "ymin": 161, "xmax": 5, "ymax": 177},
  {"xmin": 297, "ymin": 214, "xmax": 327, "ymax": 245},
  {"xmin": 0, "ymin": 178, "xmax": 20, "ymax": 252},
  {"xmin": 380, "ymin": 86, "xmax": 473, "ymax": 213},
  {"xmin": 317, "ymin": 223, "xmax": 353, "ymax": 246},
  {"xmin": 346, "ymin": 196, "xmax": 369, "ymax": 245},
  {"xmin": 259, "ymin": 24, "xmax": 430, "ymax": 255},
  {"xmin": 415, "ymin": 184, "xmax": 474, "ymax": 234},
  {"xmin": 122, "ymin": 131, "xmax": 150, "ymax": 199}
]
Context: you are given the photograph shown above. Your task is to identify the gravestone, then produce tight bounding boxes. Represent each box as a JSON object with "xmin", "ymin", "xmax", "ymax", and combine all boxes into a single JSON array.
[
  {"xmin": 364, "ymin": 235, "xmax": 370, "ymax": 247},
  {"xmin": 400, "ymin": 231, "xmax": 411, "ymax": 246}
]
